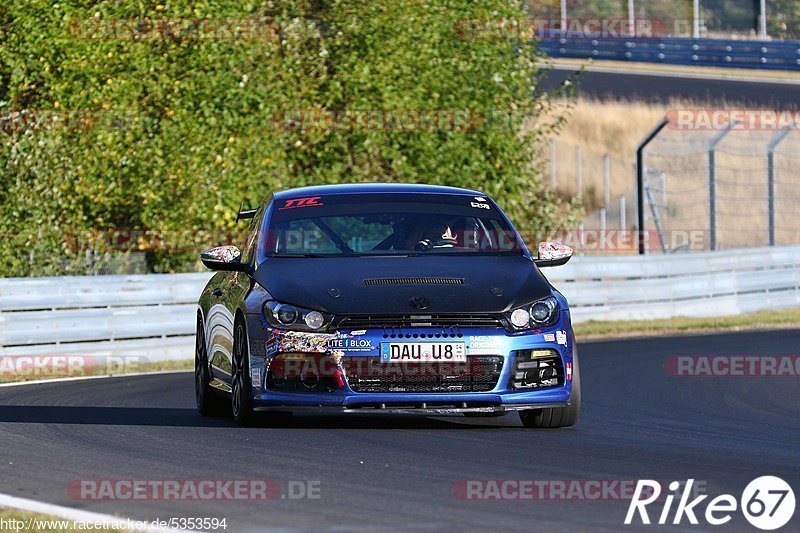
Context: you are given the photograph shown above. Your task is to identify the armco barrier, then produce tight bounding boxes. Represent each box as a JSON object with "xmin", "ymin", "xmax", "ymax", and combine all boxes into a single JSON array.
[
  {"xmin": 0, "ymin": 246, "xmax": 798, "ymax": 361},
  {"xmin": 537, "ymin": 35, "xmax": 800, "ymax": 71}
]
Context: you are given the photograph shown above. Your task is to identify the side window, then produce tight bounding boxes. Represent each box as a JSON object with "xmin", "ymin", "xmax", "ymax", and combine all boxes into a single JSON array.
[{"xmin": 241, "ymin": 206, "xmax": 264, "ymax": 264}]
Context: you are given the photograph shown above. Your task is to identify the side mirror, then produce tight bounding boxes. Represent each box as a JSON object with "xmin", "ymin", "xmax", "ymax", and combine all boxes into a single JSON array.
[
  {"xmin": 534, "ymin": 241, "xmax": 573, "ymax": 268},
  {"xmin": 200, "ymin": 245, "xmax": 247, "ymax": 272}
]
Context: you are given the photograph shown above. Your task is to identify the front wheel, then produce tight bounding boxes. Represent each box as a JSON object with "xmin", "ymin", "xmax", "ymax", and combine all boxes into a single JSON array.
[
  {"xmin": 519, "ymin": 348, "xmax": 581, "ymax": 429},
  {"xmin": 231, "ymin": 321, "xmax": 257, "ymax": 426}
]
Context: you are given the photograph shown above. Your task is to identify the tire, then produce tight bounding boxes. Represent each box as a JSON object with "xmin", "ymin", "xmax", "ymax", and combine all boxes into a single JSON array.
[
  {"xmin": 195, "ymin": 317, "xmax": 228, "ymax": 416},
  {"xmin": 519, "ymin": 348, "xmax": 581, "ymax": 429},
  {"xmin": 231, "ymin": 319, "xmax": 258, "ymax": 427}
]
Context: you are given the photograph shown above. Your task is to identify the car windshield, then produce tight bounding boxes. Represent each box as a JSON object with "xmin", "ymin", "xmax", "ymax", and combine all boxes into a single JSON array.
[{"xmin": 261, "ymin": 193, "xmax": 524, "ymax": 257}]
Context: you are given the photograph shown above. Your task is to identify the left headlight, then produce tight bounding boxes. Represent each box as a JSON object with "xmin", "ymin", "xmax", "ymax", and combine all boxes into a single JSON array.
[
  {"xmin": 263, "ymin": 301, "xmax": 333, "ymax": 332},
  {"xmin": 506, "ymin": 296, "xmax": 559, "ymax": 330}
]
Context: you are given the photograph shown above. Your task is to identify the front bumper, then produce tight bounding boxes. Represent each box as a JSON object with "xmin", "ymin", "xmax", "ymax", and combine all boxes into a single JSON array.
[
  {"xmin": 255, "ymin": 401, "xmax": 571, "ymax": 415},
  {"xmin": 246, "ymin": 311, "xmax": 576, "ymax": 414}
]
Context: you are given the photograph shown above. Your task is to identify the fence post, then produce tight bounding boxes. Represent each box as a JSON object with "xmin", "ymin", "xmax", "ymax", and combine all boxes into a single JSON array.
[
  {"xmin": 708, "ymin": 124, "xmax": 736, "ymax": 251},
  {"xmin": 635, "ymin": 117, "xmax": 669, "ymax": 255},
  {"xmin": 708, "ymin": 148, "xmax": 716, "ymax": 251},
  {"xmin": 766, "ymin": 127, "xmax": 793, "ymax": 246},
  {"xmin": 599, "ymin": 207, "xmax": 607, "ymax": 254},
  {"xmin": 603, "ymin": 153, "xmax": 610, "ymax": 208},
  {"xmin": 619, "ymin": 195, "xmax": 626, "ymax": 230}
]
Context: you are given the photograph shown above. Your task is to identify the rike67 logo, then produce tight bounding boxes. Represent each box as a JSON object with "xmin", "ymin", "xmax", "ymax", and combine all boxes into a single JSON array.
[{"xmin": 625, "ymin": 477, "xmax": 795, "ymax": 530}]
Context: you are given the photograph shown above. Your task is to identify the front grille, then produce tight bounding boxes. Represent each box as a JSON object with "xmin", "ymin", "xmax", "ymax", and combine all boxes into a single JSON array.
[
  {"xmin": 338, "ymin": 314, "xmax": 503, "ymax": 329},
  {"xmin": 509, "ymin": 349, "xmax": 564, "ymax": 390},
  {"xmin": 363, "ymin": 277, "xmax": 464, "ymax": 286},
  {"xmin": 341, "ymin": 355, "xmax": 503, "ymax": 393}
]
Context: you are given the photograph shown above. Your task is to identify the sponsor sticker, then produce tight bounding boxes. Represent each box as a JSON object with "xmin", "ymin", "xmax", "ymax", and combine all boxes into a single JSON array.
[
  {"xmin": 278, "ymin": 196, "xmax": 324, "ymax": 210},
  {"xmin": 556, "ymin": 330, "xmax": 567, "ymax": 346},
  {"xmin": 470, "ymin": 202, "xmax": 490, "ymax": 209},
  {"xmin": 543, "ymin": 333, "xmax": 555, "ymax": 342},
  {"xmin": 468, "ymin": 335, "xmax": 503, "ymax": 352},
  {"xmin": 566, "ymin": 362, "xmax": 573, "ymax": 381},
  {"xmin": 250, "ymin": 367, "xmax": 261, "ymax": 384},
  {"xmin": 327, "ymin": 338, "xmax": 374, "ymax": 353},
  {"xmin": 265, "ymin": 337, "xmax": 279, "ymax": 356}
]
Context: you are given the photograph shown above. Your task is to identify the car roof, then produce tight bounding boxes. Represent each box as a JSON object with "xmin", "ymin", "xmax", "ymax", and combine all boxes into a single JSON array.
[{"xmin": 273, "ymin": 183, "xmax": 487, "ymax": 200}]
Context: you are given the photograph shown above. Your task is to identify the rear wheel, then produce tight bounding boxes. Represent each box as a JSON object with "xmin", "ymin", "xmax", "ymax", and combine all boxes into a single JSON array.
[
  {"xmin": 519, "ymin": 348, "xmax": 581, "ymax": 429},
  {"xmin": 195, "ymin": 317, "xmax": 228, "ymax": 416}
]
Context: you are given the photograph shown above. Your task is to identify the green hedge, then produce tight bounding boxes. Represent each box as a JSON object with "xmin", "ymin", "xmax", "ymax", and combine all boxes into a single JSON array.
[{"xmin": 0, "ymin": 1, "xmax": 579, "ymax": 276}]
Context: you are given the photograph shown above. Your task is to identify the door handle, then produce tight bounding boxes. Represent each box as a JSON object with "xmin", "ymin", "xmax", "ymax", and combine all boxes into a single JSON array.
[{"xmin": 212, "ymin": 288, "xmax": 223, "ymax": 297}]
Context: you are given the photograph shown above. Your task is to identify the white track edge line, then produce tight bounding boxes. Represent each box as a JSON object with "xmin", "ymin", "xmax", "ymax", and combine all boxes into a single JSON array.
[
  {"xmin": 0, "ymin": 369, "xmax": 192, "ymax": 388},
  {"xmin": 0, "ymin": 492, "xmax": 190, "ymax": 532}
]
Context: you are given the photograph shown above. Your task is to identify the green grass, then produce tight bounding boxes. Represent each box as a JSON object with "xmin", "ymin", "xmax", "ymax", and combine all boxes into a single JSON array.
[
  {"xmin": 0, "ymin": 509, "xmax": 123, "ymax": 532},
  {"xmin": 0, "ymin": 359, "xmax": 191, "ymax": 384},
  {"xmin": 575, "ymin": 308, "xmax": 800, "ymax": 340}
]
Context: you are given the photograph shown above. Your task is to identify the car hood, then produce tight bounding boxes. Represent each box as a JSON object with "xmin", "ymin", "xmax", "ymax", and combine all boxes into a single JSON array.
[{"xmin": 253, "ymin": 255, "xmax": 552, "ymax": 315}]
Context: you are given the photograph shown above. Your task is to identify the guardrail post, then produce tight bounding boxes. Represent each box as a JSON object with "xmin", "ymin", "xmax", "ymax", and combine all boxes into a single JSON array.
[
  {"xmin": 619, "ymin": 195, "xmax": 626, "ymax": 230},
  {"xmin": 635, "ymin": 117, "xmax": 669, "ymax": 255},
  {"xmin": 766, "ymin": 127, "xmax": 793, "ymax": 246}
]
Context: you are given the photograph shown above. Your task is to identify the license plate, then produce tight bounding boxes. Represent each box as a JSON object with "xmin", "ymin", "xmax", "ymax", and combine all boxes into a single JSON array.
[{"xmin": 380, "ymin": 342, "xmax": 466, "ymax": 363}]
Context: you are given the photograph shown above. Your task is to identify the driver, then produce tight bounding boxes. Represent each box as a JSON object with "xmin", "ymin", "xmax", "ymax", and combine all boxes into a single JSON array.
[{"xmin": 415, "ymin": 220, "xmax": 459, "ymax": 250}]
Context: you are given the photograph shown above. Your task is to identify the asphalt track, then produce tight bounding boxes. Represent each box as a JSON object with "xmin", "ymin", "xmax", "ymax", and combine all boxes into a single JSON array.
[
  {"xmin": 0, "ymin": 329, "xmax": 798, "ymax": 532},
  {"xmin": 541, "ymin": 67, "xmax": 800, "ymax": 108}
]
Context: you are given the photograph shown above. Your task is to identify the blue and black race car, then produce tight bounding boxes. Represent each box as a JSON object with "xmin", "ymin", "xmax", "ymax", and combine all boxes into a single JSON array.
[{"xmin": 196, "ymin": 183, "xmax": 579, "ymax": 428}]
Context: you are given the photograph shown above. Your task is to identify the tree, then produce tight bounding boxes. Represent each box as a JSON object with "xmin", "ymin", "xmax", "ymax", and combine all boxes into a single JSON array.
[{"xmin": 0, "ymin": 0, "xmax": 578, "ymax": 276}]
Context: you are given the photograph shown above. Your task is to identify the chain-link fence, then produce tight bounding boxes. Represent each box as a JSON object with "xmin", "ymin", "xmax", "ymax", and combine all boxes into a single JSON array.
[
  {"xmin": 640, "ymin": 119, "xmax": 800, "ymax": 252},
  {"xmin": 543, "ymin": 140, "xmax": 638, "ymax": 253}
]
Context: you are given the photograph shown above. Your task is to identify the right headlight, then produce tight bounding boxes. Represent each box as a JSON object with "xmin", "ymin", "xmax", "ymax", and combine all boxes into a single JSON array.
[
  {"xmin": 263, "ymin": 301, "xmax": 333, "ymax": 332},
  {"xmin": 505, "ymin": 296, "xmax": 559, "ymax": 330}
]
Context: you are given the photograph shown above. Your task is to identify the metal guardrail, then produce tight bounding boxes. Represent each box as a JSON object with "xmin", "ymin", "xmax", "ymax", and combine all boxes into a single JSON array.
[
  {"xmin": 0, "ymin": 246, "xmax": 798, "ymax": 361},
  {"xmin": 0, "ymin": 273, "xmax": 212, "ymax": 362},
  {"xmin": 548, "ymin": 246, "xmax": 800, "ymax": 321},
  {"xmin": 537, "ymin": 35, "xmax": 800, "ymax": 70}
]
